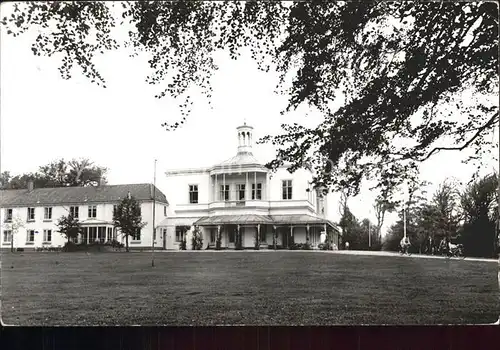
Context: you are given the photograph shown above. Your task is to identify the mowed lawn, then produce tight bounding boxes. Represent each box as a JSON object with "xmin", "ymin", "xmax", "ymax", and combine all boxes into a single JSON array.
[{"xmin": 1, "ymin": 251, "xmax": 498, "ymax": 325}]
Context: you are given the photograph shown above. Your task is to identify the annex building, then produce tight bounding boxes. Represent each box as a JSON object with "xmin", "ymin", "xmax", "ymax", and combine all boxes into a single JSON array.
[{"xmin": 1, "ymin": 183, "xmax": 168, "ymax": 250}]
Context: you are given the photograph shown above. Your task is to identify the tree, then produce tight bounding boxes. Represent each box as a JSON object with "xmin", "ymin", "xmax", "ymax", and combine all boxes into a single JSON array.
[
  {"xmin": 191, "ymin": 226, "xmax": 203, "ymax": 250},
  {"xmin": 2, "ymin": 215, "xmax": 25, "ymax": 252},
  {"xmin": 459, "ymin": 173, "xmax": 498, "ymax": 258},
  {"xmin": 2, "ymin": 2, "xmax": 497, "ymax": 197},
  {"xmin": 1, "ymin": 158, "xmax": 108, "ymax": 189},
  {"xmin": 113, "ymin": 194, "xmax": 146, "ymax": 252},
  {"xmin": 56, "ymin": 214, "xmax": 82, "ymax": 243},
  {"xmin": 430, "ymin": 179, "xmax": 462, "ymax": 241},
  {"xmin": 373, "ymin": 195, "xmax": 398, "ymax": 246},
  {"xmin": 0, "ymin": 171, "xmax": 12, "ymax": 189}
]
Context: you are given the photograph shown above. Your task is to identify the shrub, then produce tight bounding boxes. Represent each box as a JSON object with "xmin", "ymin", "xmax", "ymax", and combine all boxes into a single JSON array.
[
  {"xmin": 179, "ymin": 239, "xmax": 187, "ymax": 250},
  {"xmin": 62, "ymin": 242, "xmax": 79, "ymax": 252},
  {"xmin": 215, "ymin": 233, "xmax": 222, "ymax": 250},
  {"xmin": 106, "ymin": 239, "xmax": 125, "ymax": 249},
  {"xmin": 191, "ymin": 227, "xmax": 203, "ymax": 250},
  {"xmin": 290, "ymin": 243, "xmax": 311, "ymax": 250},
  {"xmin": 318, "ymin": 242, "xmax": 333, "ymax": 250},
  {"xmin": 16, "ymin": 248, "xmax": 24, "ymax": 252}
]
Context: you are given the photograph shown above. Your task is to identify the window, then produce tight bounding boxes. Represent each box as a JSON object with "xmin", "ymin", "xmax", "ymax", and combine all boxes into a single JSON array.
[
  {"xmin": 44, "ymin": 207, "xmax": 52, "ymax": 220},
  {"xmin": 89, "ymin": 227, "xmax": 97, "ymax": 242},
  {"xmin": 5, "ymin": 208, "xmax": 13, "ymax": 222},
  {"xmin": 282, "ymin": 180, "xmax": 293, "ymax": 200},
  {"xmin": 98, "ymin": 227, "xmax": 106, "ymax": 243},
  {"xmin": 82, "ymin": 227, "xmax": 88, "ymax": 243},
  {"xmin": 220, "ymin": 184, "xmax": 229, "ymax": 201},
  {"xmin": 237, "ymin": 184, "xmax": 246, "ymax": 200},
  {"xmin": 70, "ymin": 206, "xmax": 79, "ymax": 218},
  {"xmin": 43, "ymin": 229, "xmax": 52, "ymax": 242},
  {"xmin": 260, "ymin": 226, "xmax": 267, "ymax": 243},
  {"xmin": 27, "ymin": 229, "xmax": 35, "ymax": 242},
  {"xmin": 132, "ymin": 228, "xmax": 141, "ymax": 241},
  {"xmin": 153, "ymin": 228, "xmax": 157, "ymax": 241},
  {"xmin": 27, "ymin": 207, "xmax": 35, "ymax": 221},
  {"xmin": 113, "ymin": 205, "xmax": 118, "ymax": 217},
  {"xmin": 162, "ymin": 228, "xmax": 167, "ymax": 240},
  {"xmin": 252, "ymin": 183, "xmax": 262, "ymax": 200},
  {"xmin": 164, "ymin": 205, "xmax": 167, "ymax": 216},
  {"xmin": 228, "ymin": 228, "xmax": 235, "ymax": 243},
  {"xmin": 107, "ymin": 227, "xmax": 112, "ymax": 241},
  {"xmin": 88, "ymin": 205, "xmax": 97, "ymax": 218},
  {"xmin": 189, "ymin": 185, "xmax": 198, "ymax": 204},
  {"xmin": 175, "ymin": 227, "xmax": 184, "ymax": 242},
  {"xmin": 3, "ymin": 230, "xmax": 12, "ymax": 243}
]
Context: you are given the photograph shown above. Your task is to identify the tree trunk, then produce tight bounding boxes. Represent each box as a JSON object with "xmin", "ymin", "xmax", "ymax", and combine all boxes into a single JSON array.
[
  {"xmin": 11, "ymin": 236, "xmax": 14, "ymax": 253},
  {"xmin": 126, "ymin": 234, "xmax": 129, "ymax": 252}
]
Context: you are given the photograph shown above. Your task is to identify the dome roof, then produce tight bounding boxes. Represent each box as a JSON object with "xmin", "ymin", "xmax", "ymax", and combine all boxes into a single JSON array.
[{"xmin": 218, "ymin": 151, "xmax": 260, "ymax": 166}]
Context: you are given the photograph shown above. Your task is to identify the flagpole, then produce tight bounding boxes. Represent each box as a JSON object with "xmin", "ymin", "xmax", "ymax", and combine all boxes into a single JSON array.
[{"xmin": 152, "ymin": 159, "xmax": 157, "ymax": 267}]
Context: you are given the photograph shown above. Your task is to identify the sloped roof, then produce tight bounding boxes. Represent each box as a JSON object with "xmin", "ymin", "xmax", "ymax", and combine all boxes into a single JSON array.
[
  {"xmin": 217, "ymin": 151, "xmax": 261, "ymax": 167},
  {"xmin": 0, "ymin": 183, "xmax": 168, "ymax": 207},
  {"xmin": 194, "ymin": 214, "xmax": 274, "ymax": 225},
  {"xmin": 192, "ymin": 214, "xmax": 339, "ymax": 232}
]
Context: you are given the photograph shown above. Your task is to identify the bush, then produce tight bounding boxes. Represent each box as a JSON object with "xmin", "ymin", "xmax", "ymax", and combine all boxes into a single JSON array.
[
  {"xmin": 16, "ymin": 248, "xmax": 24, "ymax": 252},
  {"xmin": 179, "ymin": 239, "xmax": 187, "ymax": 250},
  {"xmin": 318, "ymin": 242, "xmax": 333, "ymax": 250},
  {"xmin": 62, "ymin": 241, "xmax": 79, "ymax": 252},
  {"xmin": 106, "ymin": 239, "xmax": 124, "ymax": 249},
  {"xmin": 290, "ymin": 243, "xmax": 312, "ymax": 250},
  {"xmin": 191, "ymin": 227, "xmax": 203, "ymax": 250}
]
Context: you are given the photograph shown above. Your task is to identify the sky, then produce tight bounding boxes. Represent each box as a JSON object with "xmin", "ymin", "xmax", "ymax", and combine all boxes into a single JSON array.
[{"xmin": 1, "ymin": 3, "xmax": 498, "ymax": 235}]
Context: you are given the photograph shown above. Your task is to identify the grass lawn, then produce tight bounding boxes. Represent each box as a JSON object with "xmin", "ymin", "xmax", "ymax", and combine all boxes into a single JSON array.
[{"xmin": 1, "ymin": 251, "xmax": 498, "ymax": 325}]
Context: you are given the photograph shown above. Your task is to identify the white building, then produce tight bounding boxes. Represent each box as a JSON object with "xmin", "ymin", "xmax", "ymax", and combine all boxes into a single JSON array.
[
  {"xmin": 0, "ymin": 182, "xmax": 168, "ymax": 250},
  {"xmin": 158, "ymin": 123, "xmax": 340, "ymax": 250}
]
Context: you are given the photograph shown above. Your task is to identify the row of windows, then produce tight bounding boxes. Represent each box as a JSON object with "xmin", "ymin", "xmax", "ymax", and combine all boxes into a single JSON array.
[
  {"xmin": 4, "ymin": 205, "xmax": 168, "ymax": 223},
  {"xmin": 2, "ymin": 229, "xmax": 52, "ymax": 243},
  {"xmin": 208, "ymin": 228, "xmax": 268, "ymax": 243},
  {"xmin": 188, "ymin": 181, "xmax": 292, "ymax": 203}
]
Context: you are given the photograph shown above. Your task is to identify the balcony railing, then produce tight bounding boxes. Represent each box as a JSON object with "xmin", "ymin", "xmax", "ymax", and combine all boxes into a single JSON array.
[{"xmin": 225, "ymin": 201, "xmax": 246, "ymax": 207}]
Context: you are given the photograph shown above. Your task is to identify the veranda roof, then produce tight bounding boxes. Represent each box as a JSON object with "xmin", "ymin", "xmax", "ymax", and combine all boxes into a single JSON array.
[
  {"xmin": 271, "ymin": 215, "xmax": 333, "ymax": 225},
  {"xmin": 194, "ymin": 214, "xmax": 274, "ymax": 225},
  {"xmin": 193, "ymin": 214, "xmax": 339, "ymax": 232}
]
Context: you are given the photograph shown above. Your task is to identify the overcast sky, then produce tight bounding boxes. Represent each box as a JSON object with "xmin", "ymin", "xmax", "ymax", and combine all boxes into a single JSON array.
[{"xmin": 1, "ymin": 3, "xmax": 497, "ymax": 234}]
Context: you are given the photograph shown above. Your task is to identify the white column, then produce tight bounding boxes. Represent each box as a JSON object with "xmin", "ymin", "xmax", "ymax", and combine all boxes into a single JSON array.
[
  {"xmin": 254, "ymin": 171, "xmax": 257, "ymax": 199},
  {"xmin": 257, "ymin": 224, "xmax": 261, "ymax": 248},
  {"xmin": 266, "ymin": 173, "xmax": 271, "ymax": 201},
  {"xmin": 246, "ymin": 172, "xmax": 249, "ymax": 200},
  {"xmin": 223, "ymin": 174, "xmax": 226, "ymax": 201},
  {"xmin": 237, "ymin": 224, "xmax": 241, "ymax": 248},
  {"xmin": 217, "ymin": 225, "xmax": 221, "ymax": 249},
  {"xmin": 324, "ymin": 223, "xmax": 328, "ymax": 248},
  {"xmin": 215, "ymin": 174, "xmax": 218, "ymax": 201}
]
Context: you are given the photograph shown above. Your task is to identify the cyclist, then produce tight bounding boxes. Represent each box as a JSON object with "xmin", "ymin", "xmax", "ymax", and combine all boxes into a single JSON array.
[{"xmin": 400, "ymin": 236, "xmax": 411, "ymax": 255}]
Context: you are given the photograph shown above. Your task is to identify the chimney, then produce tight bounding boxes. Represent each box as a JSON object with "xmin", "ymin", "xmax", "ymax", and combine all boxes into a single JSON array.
[
  {"xmin": 99, "ymin": 177, "xmax": 106, "ymax": 186},
  {"xmin": 28, "ymin": 181, "xmax": 34, "ymax": 192},
  {"xmin": 127, "ymin": 191, "xmax": 131, "ymax": 199}
]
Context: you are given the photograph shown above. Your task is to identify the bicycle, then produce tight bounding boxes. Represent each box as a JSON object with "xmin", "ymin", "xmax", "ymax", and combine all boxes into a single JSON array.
[{"xmin": 399, "ymin": 246, "xmax": 412, "ymax": 256}]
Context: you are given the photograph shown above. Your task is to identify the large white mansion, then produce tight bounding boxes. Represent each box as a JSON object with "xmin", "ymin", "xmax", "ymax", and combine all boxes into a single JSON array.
[
  {"xmin": 1, "ymin": 123, "xmax": 340, "ymax": 250},
  {"xmin": 157, "ymin": 123, "xmax": 340, "ymax": 250}
]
